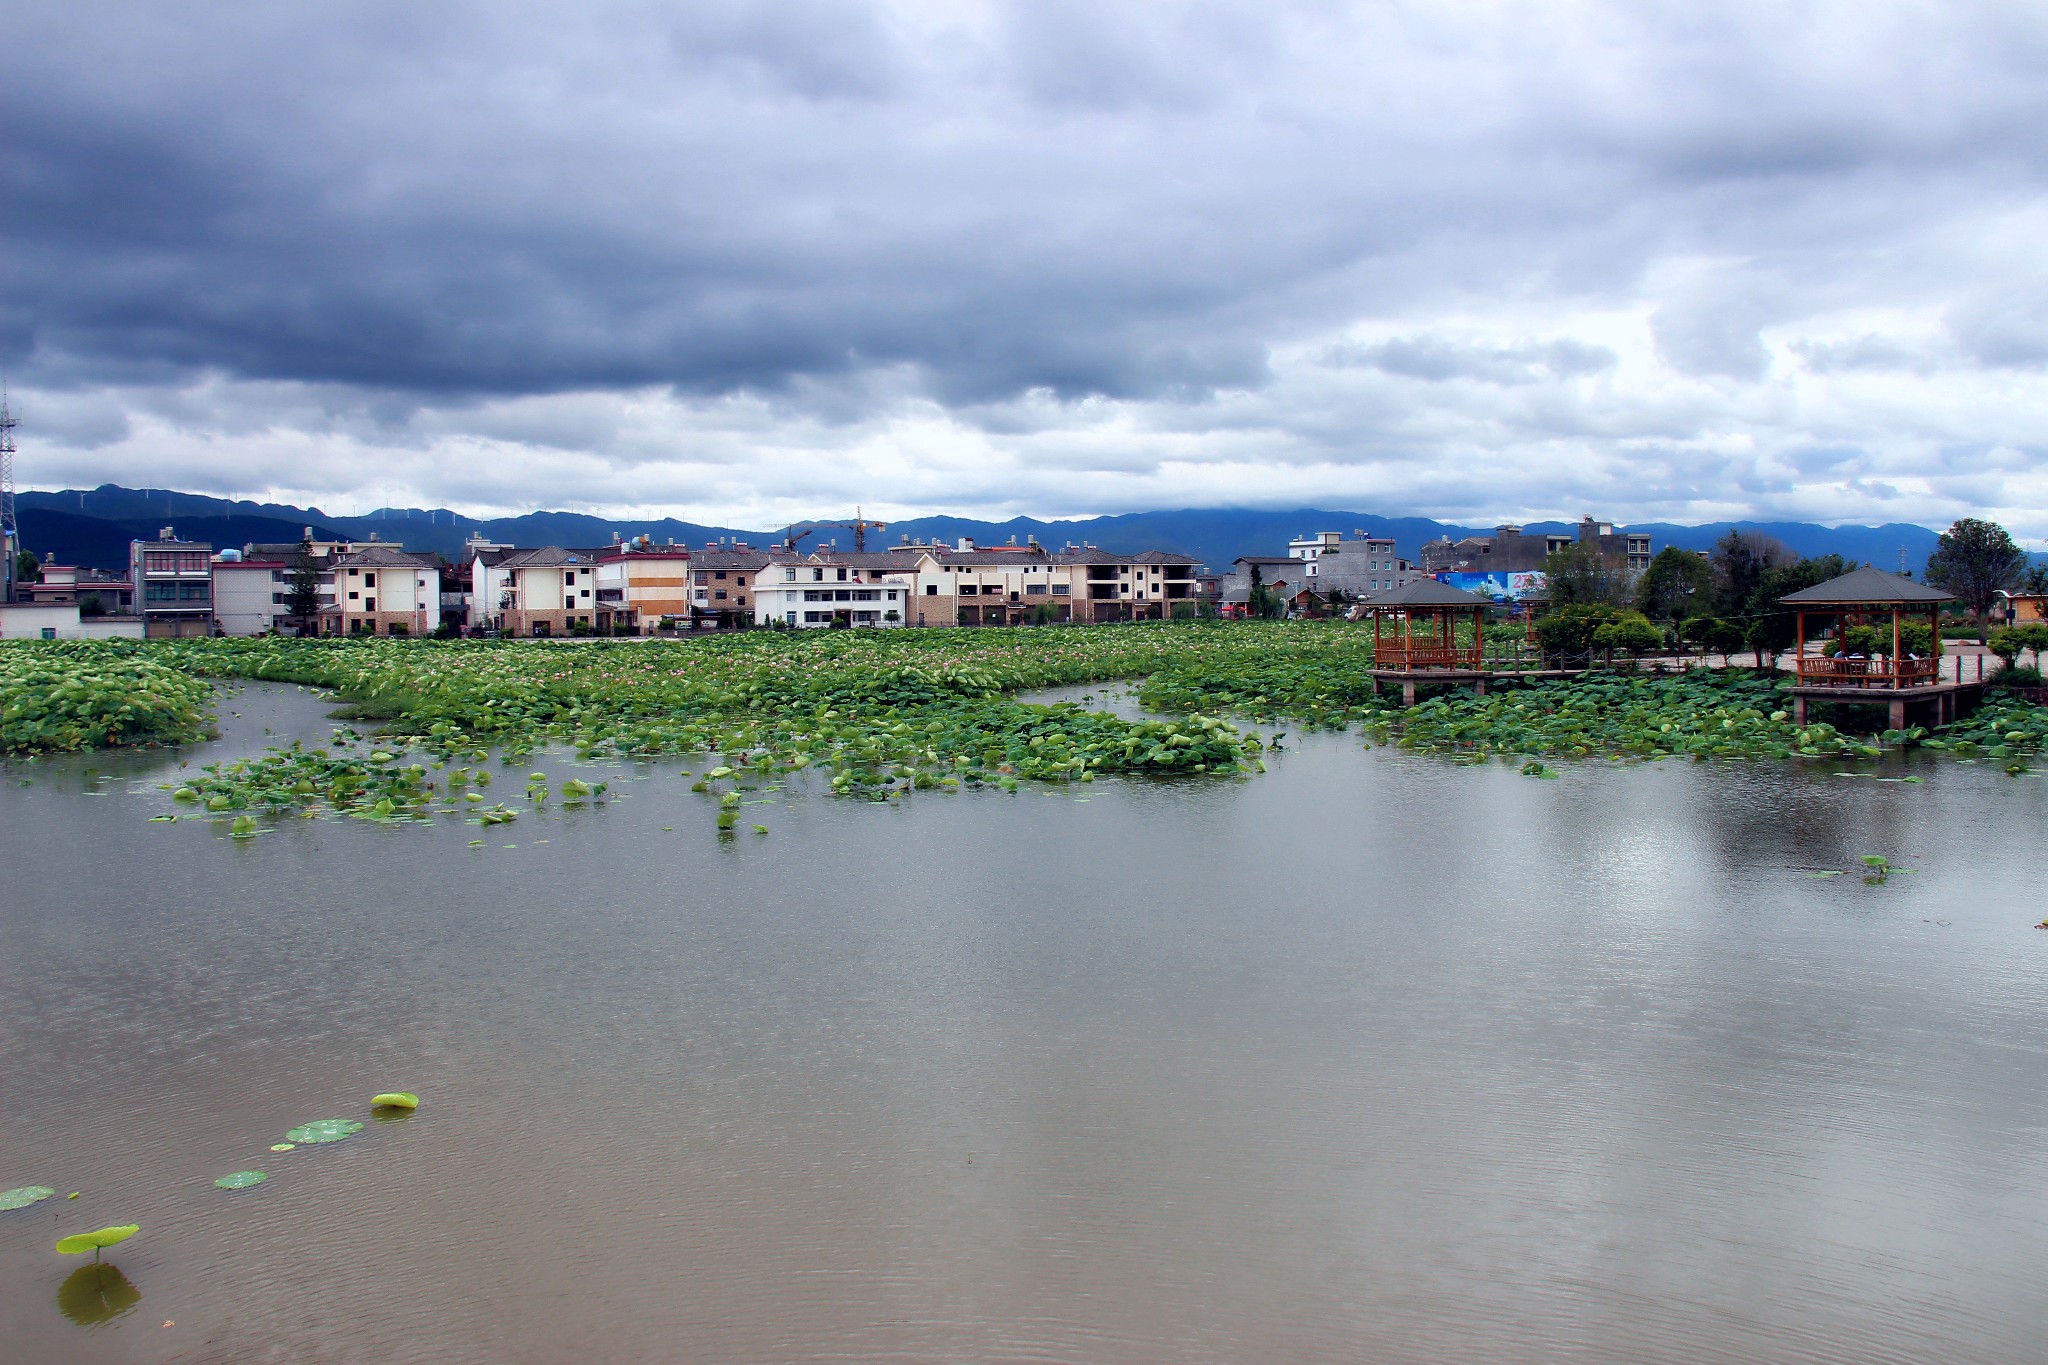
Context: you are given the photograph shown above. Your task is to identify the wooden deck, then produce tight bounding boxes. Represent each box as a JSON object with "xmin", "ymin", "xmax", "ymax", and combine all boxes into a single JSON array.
[{"xmin": 1788, "ymin": 679, "xmax": 1983, "ymax": 727}]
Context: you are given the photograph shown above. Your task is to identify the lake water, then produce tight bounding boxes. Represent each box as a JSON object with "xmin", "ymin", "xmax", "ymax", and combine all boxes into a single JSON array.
[{"xmin": 3, "ymin": 680, "xmax": 2046, "ymax": 1363}]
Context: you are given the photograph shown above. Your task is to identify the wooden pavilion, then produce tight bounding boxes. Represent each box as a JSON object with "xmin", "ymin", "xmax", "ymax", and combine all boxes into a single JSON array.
[
  {"xmin": 1779, "ymin": 566, "xmax": 1962, "ymax": 727},
  {"xmin": 1363, "ymin": 579, "xmax": 1501, "ymax": 704}
]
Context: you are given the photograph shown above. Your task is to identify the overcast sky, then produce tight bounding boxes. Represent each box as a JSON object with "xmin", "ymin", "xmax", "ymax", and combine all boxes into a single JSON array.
[{"xmin": 6, "ymin": 2, "xmax": 2047, "ymax": 537}]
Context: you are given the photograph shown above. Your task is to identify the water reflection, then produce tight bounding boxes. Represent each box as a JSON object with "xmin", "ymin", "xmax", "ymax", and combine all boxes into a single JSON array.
[
  {"xmin": 57, "ymin": 1263, "xmax": 141, "ymax": 1326},
  {"xmin": 3, "ymin": 682, "xmax": 2047, "ymax": 1361}
]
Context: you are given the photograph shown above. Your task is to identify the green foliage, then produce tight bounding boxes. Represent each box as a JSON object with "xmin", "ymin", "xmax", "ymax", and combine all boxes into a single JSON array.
[
  {"xmin": 1542, "ymin": 544, "xmax": 1630, "ymax": 608},
  {"xmin": 0, "ymin": 1185, "xmax": 56, "ymax": 1210},
  {"xmin": 371, "ymin": 1092, "xmax": 420, "ymax": 1109},
  {"xmin": 287, "ymin": 541, "xmax": 323, "ymax": 627},
  {"xmin": 15, "ymin": 550, "xmax": 39, "ymax": 584},
  {"xmin": 1990, "ymin": 622, "xmax": 2048, "ymax": 665},
  {"xmin": 1635, "ymin": 547, "xmax": 1714, "ymax": 622},
  {"xmin": 1533, "ymin": 604, "xmax": 1625, "ymax": 660},
  {"xmin": 1, "ymin": 643, "xmax": 215, "ymax": 752},
  {"xmin": 214, "ymin": 1171, "xmax": 269, "ymax": 1190},
  {"xmin": 1682, "ymin": 617, "xmax": 1745, "ymax": 658},
  {"xmin": 1591, "ymin": 611, "xmax": 1663, "ymax": 660},
  {"xmin": 1366, "ymin": 672, "xmax": 1832, "ymax": 760},
  {"xmin": 56, "ymin": 1224, "xmax": 138, "ymax": 1255},
  {"xmin": 285, "ymin": 1118, "xmax": 364, "ymax": 1144},
  {"xmin": 1926, "ymin": 517, "xmax": 2025, "ymax": 620}
]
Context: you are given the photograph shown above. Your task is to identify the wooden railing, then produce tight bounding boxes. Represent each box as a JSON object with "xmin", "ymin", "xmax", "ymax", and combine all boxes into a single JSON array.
[
  {"xmin": 1795, "ymin": 656, "xmax": 1941, "ymax": 688},
  {"xmin": 1375, "ymin": 644, "xmax": 1483, "ymax": 670}
]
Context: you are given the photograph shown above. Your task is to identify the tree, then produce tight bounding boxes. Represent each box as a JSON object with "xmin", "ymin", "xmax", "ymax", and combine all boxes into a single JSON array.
[
  {"xmin": 1542, "ymin": 543, "xmax": 1630, "ymax": 608},
  {"xmin": 1634, "ymin": 547, "xmax": 1713, "ymax": 623},
  {"xmin": 15, "ymin": 550, "xmax": 39, "ymax": 584},
  {"xmin": 286, "ymin": 540, "xmax": 322, "ymax": 633},
  {"xmin": 1592, "ymin": 611, "xmax": 1663, "ymax": 668},
  {"xmin": 1991, "ymin": 622, "xmax": 2048, "ymax": 669},
  {"xmin": 1739, "ymin": 553, "xmax": 1852, "ymax": 670},
  {"xmin": 1709, "ymin": 531, "xmax": 1792, "ymax": 618},
  {"xmin": 1682, "ymin": 616, "xmax": 1743, "ymax": 664},
  {"xmin": 1925, "ymin": 517, "xmax": 2025, "ymax": 624},
  {"xmin": 1534, "ymin": 603, "xmax": 1624, "ymax": 662},
  {"xmin": 78, "ymin": 592, "xmax": 106, "ymax": 618},
  {"xmin": 2020, "ymin": 563, "xmax": 2048, "ymax": 596}
]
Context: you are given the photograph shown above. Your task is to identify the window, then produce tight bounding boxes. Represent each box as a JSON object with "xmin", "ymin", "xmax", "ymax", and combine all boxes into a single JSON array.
[
  {"xmin": 364, "ymin": 572, "xmax": 377, "ymax": 587},
  {"xmin": 348, "ymin": 590, "xmax": 361, "ymax": 601},
  {"xmin": 714, "ymin": 571, "xmax": 727, "ymax": 580},
  {"xmin": 1052, "ymin": 584, "xmax": 1070, "ymax": 596},
  {"xmin": 785, "ymin": 568, "xmax": 798, "ymax": 581},
  {"xmin": 925, "ymin": 584, "xmax": 938, "ymax": 595},
  {"xmin": 854, "ymin": 589, "xmax": 877, "ymax": 601},
  {"xmin": 836, "ymin": 568, "xmax": 848, "ymax": 582},
  {"xmin": 834, "ymin": 590, "xmax": 851, "ymax": 602},
  {"xmin": 365, "ymin": 599, "xmax": 377, "ymax": 611},
  {"xmin": 1025, "ymin": 583, "xmax": 1047, "ymax": 596},
  {"xmin": 714, "ymin": 590, "xmax": 728, "ymax": 601},
  {"xmin": 885, "ymin": 590, "xmax": 897, "ymax": 601},
  {"xmin": 959, "ymin": 584, "xmax": 978, "ymax": 595},
  {"xmin": 805, "ymin": 611, "xmax": 830, "ymax": 623},
  {"xmin": 812, "ymin": 568, "xmax": 824, "ymax": 581},
  {"xmin": 564, "ymin": 571, "xmax": 575, "ymax": 584}
]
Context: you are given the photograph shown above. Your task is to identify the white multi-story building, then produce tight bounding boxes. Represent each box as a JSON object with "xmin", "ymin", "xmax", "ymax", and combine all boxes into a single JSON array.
[
  {"xmin": 210, "ymin": 551, "xmax": 295, "ymax": 635},
  {"xmin": 754, "ymin": 554, "xmax": 915, "ymax": 627}
]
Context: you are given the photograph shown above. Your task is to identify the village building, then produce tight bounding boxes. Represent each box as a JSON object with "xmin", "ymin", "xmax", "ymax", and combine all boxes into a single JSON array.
[
  {"xmin": 756, "ymin": 552, "xmax": 916, "ymax": 628},
  {"xmin": 325, "ymin": 545, "xmax": 444, "ymax": 636},
  {"xmin": 471, "ymin": 546, "xmax": 600, "ymax": 636},
  {"xmin": 594, "ymin": 539, "xmax": 692, "ymax": 633},
  {"xmin": 686, "ymin": 548, "xmax": 785, "ymax": 630},
  {"xmin": 1287, "ymin": 530, "xmax": 1418, "ymax": 599},
  {"xmin": 16, "ymin": 561, "xmax": 137, "ymax": 616},
  {"xmin": 210, "ymin": 551, "xmax": 294, "ymax": 636},
  {"xmin": 130, "ymin": 529, "xmax": 215, "ymax": 637},
  {"xmin": 1419, "ymin": 517, "xmax": 1653, "ymax": 576}
]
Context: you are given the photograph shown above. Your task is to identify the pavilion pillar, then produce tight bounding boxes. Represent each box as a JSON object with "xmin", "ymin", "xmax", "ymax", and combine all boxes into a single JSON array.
[
  {"xmin": 1402, "ymin": 681, "xmax": 1416, "ymax": 707},
  {"xmin": 1473, "ymin": 678, "xmax": 1487, "ymax": 697},
  {"xmin": 1890, "ymin": 698, "xmax": 1908, "ymax": 731},
  {"xmin": 1792, "ymin": 695, "xmax": 1807, "ymax": 726}
]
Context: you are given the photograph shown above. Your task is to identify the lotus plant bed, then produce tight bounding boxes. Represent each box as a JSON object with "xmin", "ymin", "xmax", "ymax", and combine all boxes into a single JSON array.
[{"xmin": 6, "ymin": 630, "xmax": 2045, "ymax": 827}]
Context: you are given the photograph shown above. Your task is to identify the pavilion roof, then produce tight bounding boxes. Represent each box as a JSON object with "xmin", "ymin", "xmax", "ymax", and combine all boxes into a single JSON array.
[
  {"xmin": 1366, "ymin": 578, "xmax": 1495, "ymax": 607},
  {"xmin": 1778, "ymin": 565, "xmax": 1952, "ymax": 606}
]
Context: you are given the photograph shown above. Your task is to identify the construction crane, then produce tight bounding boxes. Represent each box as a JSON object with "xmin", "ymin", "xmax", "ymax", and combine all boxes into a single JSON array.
[
  {"xmin": 783, "ymin": 509, "xmax": 889, "ymax": 554},
  {"xmin": 0, "ymin": 391, "xmax": 17, "ymax": 603}
]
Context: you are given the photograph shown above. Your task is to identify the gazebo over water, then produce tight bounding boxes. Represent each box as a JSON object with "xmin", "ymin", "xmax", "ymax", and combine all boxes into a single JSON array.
[
  {"xmin": 1779, "ymin": 565, "xmax": 1959, "ymax": 726},
  {"xmin": 1361, "ymin": 579, "xmax": 1501, "ymax": 704}
]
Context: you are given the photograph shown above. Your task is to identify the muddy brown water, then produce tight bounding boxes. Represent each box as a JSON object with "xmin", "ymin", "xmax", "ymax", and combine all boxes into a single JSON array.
[{"xmin": 2, "ymin": 681, "xmax": 2046, "ymax": 1363}]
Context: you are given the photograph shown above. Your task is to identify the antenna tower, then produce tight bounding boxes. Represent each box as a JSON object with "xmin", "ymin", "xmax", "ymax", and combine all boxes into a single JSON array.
[{"xmin": 0, "ymin": 391, "xmax": 17, "ymax": 554}]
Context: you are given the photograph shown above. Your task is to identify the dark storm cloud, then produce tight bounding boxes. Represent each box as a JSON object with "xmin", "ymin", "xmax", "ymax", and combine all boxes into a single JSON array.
[{"xmin": 5, "ymin": 2, "xmax": 2048, "ymax": 533}]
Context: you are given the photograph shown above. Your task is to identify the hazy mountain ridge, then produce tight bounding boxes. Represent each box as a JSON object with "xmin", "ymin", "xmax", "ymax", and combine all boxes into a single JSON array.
[{"xmin": 18, "ymin": 484, "xmax": 1948, "ymax": 575}]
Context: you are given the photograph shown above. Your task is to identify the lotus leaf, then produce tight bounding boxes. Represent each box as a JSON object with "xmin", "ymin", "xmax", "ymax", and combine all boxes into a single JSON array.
[
  {"xmin": 56, "ymin": 1224, "xmax": 139, "ymax": 1254},
  {"xmin": 0, "ymin": 1185, "xmax": 56, "ymax": 1210},
  {"xmin": 371, "ymin": 1092, "xmax": 419, "ymax": 1109},
  {"xmin": 285, "ymin": 1118, "xmax": 364, "ymax": 1144},
  {"xmin": 214, "ymin": 1171, "xmax": 269, "ymax": 1190}
]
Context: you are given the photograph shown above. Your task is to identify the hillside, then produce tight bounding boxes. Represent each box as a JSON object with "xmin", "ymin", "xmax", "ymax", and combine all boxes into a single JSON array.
[{"xmin": 17, "ymin": 484, "xmax": 1950, "ymax": 575}]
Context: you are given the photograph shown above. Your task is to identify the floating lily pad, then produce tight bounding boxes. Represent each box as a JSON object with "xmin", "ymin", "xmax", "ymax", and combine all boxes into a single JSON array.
[
  {"xmin": 0, "ymin": 1185, "xmax": 56, "ymax": 1210},
  {"xmin": 269, "ymin": 1143, "xmax": 296, "ymax": 1152},
  {"xmin": 284, "ymin": 1118, "xmax": 364, "ymax": 1144},
  {"xmin": 371, "ymin": 1092, "xmax": 419, "ymax": 1110},
  {"xmin": 214, "ymin": 1171, "xmax": 269, "ymax": 1190},
  {"xmin": 56, "ymin": 1224, "xmax": 139, "ymax": 1255}
]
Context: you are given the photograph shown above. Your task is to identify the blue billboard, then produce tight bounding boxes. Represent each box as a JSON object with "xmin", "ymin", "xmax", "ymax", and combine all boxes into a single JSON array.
[{"xmin": 1437, "ymin": 571, "xmax": 1546, "ymax": 602}]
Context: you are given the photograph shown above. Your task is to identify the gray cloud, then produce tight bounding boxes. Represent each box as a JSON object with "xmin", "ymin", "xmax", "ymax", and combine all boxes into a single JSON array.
[{"xmin": 5, "ymin": 2, "xmax": 2048, "ymax": 536}]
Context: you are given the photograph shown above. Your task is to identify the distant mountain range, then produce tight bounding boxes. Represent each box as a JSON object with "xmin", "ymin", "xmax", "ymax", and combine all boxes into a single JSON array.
[{"xmin": 17, "ymin": 483, "xmax": 1952, "ymax": 576}]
